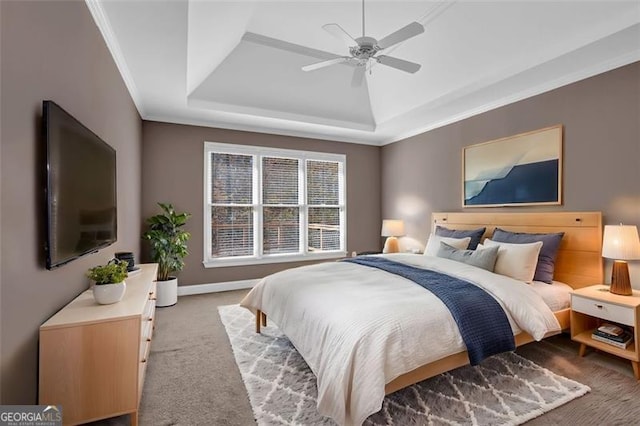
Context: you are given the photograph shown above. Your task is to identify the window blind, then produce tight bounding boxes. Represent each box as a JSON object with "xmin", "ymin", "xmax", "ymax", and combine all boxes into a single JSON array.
[
  {"xmin": 262, "ymin": 157, "xmax": 300, "ymax": 254},
  {"xmin": 307, "ymin": 160, "xmax": 340, "ymax": 251},
  {"xmin": 204, "ymin": 142, "xmax": 346, "ymax": 266},
  {"xmin": 210, "ymin": 153, "xmax": 253, "ymax": 257}
]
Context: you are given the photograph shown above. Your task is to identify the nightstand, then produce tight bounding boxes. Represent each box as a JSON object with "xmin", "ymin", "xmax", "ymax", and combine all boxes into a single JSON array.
[{"xmin": 570, "ymin": 285, "xmax": 640, "ymax": 379}]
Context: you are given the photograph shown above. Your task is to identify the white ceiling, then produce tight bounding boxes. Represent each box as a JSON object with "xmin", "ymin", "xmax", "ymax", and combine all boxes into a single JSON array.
[{"xmin": 87, "ymin": 0, "xmax": 640, "ymax": 146}]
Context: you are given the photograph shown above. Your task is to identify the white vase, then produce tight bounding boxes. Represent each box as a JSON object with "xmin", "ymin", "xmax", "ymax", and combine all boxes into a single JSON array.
[
  {"xmin": 156, "ymin": 277, "xmax": 178, "ymax": 307},
  {"xmin": 93, "ymin": 282, "xmax": 126, "ymax": 305}
]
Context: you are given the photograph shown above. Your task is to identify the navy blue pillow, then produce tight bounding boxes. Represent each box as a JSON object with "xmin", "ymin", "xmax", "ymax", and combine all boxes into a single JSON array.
[
  {"xmin": 435, "ymin": 226, "xmax": 486, "ymax": 250},
  {"xmin": 492, "ymin": 228, "xmax": 564, "ymax": 284}
]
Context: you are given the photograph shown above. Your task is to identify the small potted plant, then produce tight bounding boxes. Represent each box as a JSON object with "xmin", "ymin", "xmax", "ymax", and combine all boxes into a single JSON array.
[
  {"xmin": 142, "ymin": 203, "xmax": 191, "ymax": 307},
  {"xmin": 87, "ymin": 259, "xmax": 129, "ymax": 305}
]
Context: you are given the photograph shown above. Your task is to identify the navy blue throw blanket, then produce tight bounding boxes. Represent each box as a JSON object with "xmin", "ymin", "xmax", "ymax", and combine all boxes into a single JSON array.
[{"xmin": 344, "ymin": 257, "xmax": 515, "ymax": 365}]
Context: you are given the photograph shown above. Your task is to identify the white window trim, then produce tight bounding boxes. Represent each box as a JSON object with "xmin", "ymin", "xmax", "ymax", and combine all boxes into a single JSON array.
[{"xmin": 203, "ymin": 142, "xmax": 347, "ymax": 268}]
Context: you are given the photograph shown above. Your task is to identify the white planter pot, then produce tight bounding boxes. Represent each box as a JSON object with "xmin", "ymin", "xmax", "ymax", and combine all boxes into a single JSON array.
[
  {"xmin": 93, "ymin": 282, "xmax": 126, "ymax": 305},
  {"xmin": 156, "ymin": 277, "xmax": 178, "ymax": 307}
]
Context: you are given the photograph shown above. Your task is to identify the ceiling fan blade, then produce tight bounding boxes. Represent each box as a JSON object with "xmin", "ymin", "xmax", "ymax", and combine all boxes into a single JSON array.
[
  {"xmin": 243, "ymin": 32, "xmax": 341, "ymax": 62},
  {"xmin": 376, "ymin": 55, "xmax": 421, "ymax": 73},
  {"xmin": 377, "ymin": 22, "xmax": 424, "ymax": 49},
  {"xmin": 302, "ymin": 57, "xmax": 350, "ymax": 72},
  {"xmin": 323, "ymin": 23, "xmax": 357, "ymax": 46},
  {"xmin": 351, "ymin": 66, "xmax": 366, "ymax": 87}
]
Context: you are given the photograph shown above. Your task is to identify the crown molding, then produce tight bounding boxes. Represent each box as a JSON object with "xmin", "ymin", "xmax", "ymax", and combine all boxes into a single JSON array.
[
  {"xmin": 143, "ymin": 113, "xmax": 384, "ymax": 146},
  {"xmin": 383, "ymin": 50, "xmax": 640, "ymax": 145},
  {"xmin": 85, "ymin": 0, "xmax": 145, "ymax": 116}
]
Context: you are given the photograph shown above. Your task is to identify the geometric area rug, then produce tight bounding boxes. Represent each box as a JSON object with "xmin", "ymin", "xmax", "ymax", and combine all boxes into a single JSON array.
[{"xmin": 219, "ymin": 304, "xmax": 590, "ymax": 426}]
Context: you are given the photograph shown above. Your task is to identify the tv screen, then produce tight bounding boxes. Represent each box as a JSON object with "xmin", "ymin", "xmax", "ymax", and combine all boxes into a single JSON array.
[{"xmin": 44, "ymin": 100, "xmax": 117, "ymax": 269}]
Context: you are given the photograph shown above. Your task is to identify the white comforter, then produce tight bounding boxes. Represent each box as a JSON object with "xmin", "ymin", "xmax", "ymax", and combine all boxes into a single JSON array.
[{"xmin": 240, "ymin": 253, "xmax": 561, "ymax": 426}]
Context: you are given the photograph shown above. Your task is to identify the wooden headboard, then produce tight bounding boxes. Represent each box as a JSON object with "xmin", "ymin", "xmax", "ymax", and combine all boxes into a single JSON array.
[{"xmin": 432, "ymin": 212, "xmax": 603, "ymax": 289}]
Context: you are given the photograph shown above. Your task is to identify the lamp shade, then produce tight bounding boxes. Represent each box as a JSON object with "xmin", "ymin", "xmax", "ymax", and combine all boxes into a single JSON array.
[
  {"xmin": 381, "ymin": 219, "xmax": 405, "ymax": 237},
  {"xmin": 602, "ymin": 224, "xmax": 640, "ymax": 260}
]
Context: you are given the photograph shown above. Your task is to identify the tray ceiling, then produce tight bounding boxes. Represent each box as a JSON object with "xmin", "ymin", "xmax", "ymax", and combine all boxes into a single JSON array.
[{"xmin": 88, "ymin": 0, "xmax": 640, "ymax": 145}]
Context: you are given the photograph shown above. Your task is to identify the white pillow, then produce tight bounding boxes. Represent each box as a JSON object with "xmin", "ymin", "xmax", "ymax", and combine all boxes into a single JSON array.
[
  {"xmin": 480, "ymin": 238, "xmax": 543, "ymax": 283},
  {"xmin": 424, "ymin": 235, "xmax": 471, "ymax": 256}
]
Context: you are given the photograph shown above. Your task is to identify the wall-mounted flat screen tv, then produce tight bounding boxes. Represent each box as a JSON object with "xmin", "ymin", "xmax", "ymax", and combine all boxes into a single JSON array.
[{"xmin": 44, "ymin": 100, "xmax": 117, "ymax": 269}]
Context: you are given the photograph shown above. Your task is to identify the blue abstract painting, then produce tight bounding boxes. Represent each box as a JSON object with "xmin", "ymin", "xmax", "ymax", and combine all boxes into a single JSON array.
[{"xmin": 463, "ymin": 125, "xmax": 562, "ymax": 207}]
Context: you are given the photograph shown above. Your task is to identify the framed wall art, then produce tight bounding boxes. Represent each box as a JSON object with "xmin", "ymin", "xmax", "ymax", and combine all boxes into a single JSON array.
[{"xmin": 463, "ymin": 125, "xmax": 563, "ymax": 207}]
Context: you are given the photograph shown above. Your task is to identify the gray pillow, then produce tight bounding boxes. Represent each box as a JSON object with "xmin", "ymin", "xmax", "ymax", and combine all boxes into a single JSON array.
[
  {"xmin": 492, "ymin": 228, "xmax": 564, "ymax": 284},
  {"xmin": 436, "ymin": 242, "xmax": 500, "ymax": 272},
  {"xmin": 435, "ymin": 226, "xmax": 486, "ymax": 250}
]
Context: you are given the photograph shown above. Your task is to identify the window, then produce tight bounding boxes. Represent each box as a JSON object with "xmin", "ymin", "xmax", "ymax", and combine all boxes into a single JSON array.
[{"xmin": 204, "ymin": 142, "xmax": 346, "ymax": 267}]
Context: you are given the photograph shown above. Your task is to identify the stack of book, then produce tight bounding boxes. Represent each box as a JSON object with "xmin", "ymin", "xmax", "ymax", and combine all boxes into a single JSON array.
[{"xmin": 591, "ymin": 323, "xmax": 633, "ymax": 349}]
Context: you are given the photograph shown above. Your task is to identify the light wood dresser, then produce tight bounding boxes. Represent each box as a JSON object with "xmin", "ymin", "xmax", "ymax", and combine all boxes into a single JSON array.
[{"xmin": 39, "ymin": 263, "xmax": 158, "ymax": 425}]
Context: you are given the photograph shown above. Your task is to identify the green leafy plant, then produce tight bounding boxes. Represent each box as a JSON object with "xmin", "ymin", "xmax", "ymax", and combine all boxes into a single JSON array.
[
  {"xmin": 87, "ymin": 259, "xmax": 128, "ymax": 285},
  {"xmin": 142, "ymin": 202, "xmax": 191, "ymax": 281}
]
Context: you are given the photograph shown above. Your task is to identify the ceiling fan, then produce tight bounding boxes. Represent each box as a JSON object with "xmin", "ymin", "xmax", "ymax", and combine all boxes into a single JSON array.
[{"xmin": 302, "ymin": 0, "xmax": 425, "ymax": 87}]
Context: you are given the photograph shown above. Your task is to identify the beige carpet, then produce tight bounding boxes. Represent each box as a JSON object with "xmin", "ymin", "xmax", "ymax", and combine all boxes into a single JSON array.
[{"xmin": 92, "ymin": 289, "xmax": 640, "ymax": 425}]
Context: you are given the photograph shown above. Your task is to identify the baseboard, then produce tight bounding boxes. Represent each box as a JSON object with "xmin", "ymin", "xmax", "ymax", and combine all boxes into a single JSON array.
[{"xmin": 177, "ymin": 279, "xmax": 259, "ymax": 296}]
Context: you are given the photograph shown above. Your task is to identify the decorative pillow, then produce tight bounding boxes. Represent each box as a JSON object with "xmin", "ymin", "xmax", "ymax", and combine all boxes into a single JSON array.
[
  {"xmin": 436, "ymin": 242, "xmax": 500, "ymax": 272},
  {"xmin": 480, "ymin": 239, "xmax": 543, "ymax": 283},
  {"xmin": 492, "ymin": 228, "xmax": 565, "ymax": 284},
  {"xmin": 435, "ymin": 226, "xmax": 486, "ymax": 250},
  {"xmin": 423, "ymin": 235, "xmax": 471, "ymax": 256}
]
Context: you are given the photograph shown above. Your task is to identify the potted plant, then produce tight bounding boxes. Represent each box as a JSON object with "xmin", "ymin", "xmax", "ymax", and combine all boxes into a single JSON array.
[
  {"xmin": 142, "ymin": 203, "xmax": 191, "ymax": 307},
  {"xmin": 87, "ymin": 259, "xmax": 129, "ymax": 305}
]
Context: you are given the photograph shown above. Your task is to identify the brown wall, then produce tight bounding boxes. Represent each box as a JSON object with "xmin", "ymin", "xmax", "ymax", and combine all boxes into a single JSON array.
[
  {"xmin": 142, "ymin": 121, "xmax": 381, "ymax": 285},
  {"xmin": 382, "ymin": 62, "xmax": 640, "ymax": 284},
  {"xmin": 0, "ymin": 0, "xmax": 3, "ymax": 404},
  {"xmin": 0, "ymin": 1, "xmax": 142, "ymax": 403},
  {"xmin": 0, "ymin": 0, "xmax": 3, "ymax": 403}
]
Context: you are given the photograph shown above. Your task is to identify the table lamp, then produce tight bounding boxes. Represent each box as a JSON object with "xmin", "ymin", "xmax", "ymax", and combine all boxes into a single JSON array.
[
  {"xmin": 381, "ymin": 219, "xmax": 405, "ymax": 253},
  {"xmin": 602, "ymin": 224, "xmax": 640, "ymax": 295}
]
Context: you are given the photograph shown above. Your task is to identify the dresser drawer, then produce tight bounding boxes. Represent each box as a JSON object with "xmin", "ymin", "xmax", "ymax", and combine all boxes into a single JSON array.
[
  {"xmin": 149, "ymin": 282, "xmax": 157, "ymax": 300},
  {"xmin": 572, "ymin": 295, "xmax": 635, "ymax": 326},
  {"xmin": 139, "ymin": 335, "xmax": 151, "ymax": 363},
  {"xmin": 142, "ymin": 297, "xmax": 155, "ymax": 324}
]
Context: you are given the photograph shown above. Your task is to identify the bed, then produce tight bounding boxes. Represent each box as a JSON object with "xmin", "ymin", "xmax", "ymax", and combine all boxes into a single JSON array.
[{"xmin": 240, "ymin": 212, "xmax": 603, "ymax": 425}]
